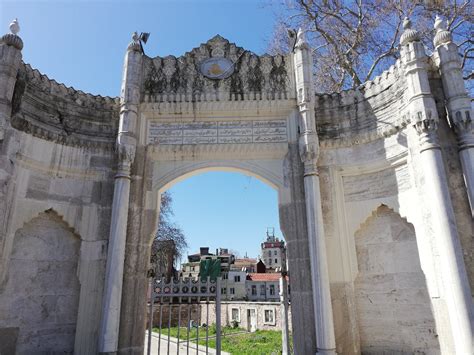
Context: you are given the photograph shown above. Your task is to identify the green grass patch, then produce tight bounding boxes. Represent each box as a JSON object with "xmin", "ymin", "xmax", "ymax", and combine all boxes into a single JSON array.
[
  {"xmin": 152, "ymin": 324, "xmax": 242, "ymax": 340},
  {"xmin": 152, "ymin": 325, "xmax": 292, "ymax": 354}
]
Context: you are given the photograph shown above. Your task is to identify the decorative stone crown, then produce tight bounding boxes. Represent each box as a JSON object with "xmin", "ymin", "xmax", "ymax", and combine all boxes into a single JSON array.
[
  {"xmin": 2, "ymin": 18, "xmax": 23, "ymax": 50},
  {"xmin": 142, "ymin": 35, "xmax": 291, "ymax": 102},
  {"xmin": 433, "ymin": 15, "xmax": 453, "ymax": 48},
  {"xmin": 400, "ymin": 18, "xmax": 420, "ymax": 46}
]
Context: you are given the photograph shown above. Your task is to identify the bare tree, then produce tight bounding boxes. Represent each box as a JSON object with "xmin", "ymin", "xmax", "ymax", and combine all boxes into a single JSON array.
[
  {"xmin": 269, "ymin": 0, "xmax": 473, "ymax": 93},
  {"xmin": 150, "ymin": 192, "xmax": 187, "ymax": 279}
]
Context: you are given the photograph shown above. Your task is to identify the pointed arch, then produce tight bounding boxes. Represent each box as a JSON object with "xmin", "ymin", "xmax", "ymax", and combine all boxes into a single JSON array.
[
  {"xmin": 17, "ymin": 207, "xmax": 82, "ymax": 239},
  {"xmin": 353, "ymin": 204, "xmax": 440, "ymax": 353},
  {"xmin": 0, "ymin": 207, "xmax": 82, "ymax": 354}
]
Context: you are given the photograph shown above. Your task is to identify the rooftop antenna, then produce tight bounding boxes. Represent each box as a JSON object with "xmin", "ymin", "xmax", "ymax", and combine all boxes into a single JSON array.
[{"xmin": 266, "ymin": 227, "xmax": 275, "ymax": 239}]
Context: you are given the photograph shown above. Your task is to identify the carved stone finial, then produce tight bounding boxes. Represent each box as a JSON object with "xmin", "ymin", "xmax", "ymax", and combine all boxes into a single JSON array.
[
  {"xmin": 433, "ymin": 15, "xmax": 453, "ymax": 48},
  {"xmin": 127, "ymin": 31, "xmax": 141, "ymax": 52},
  {"xmin": 400, "ymin": 17, "xmax": 420, "ymax": 46},
  {"xmin": 2, "ymin": 18, "xmax": 23, "ymax": 50},
  {"xmin": 9, "ymin": 18, "xmax": 20, "ymax": 35},
  {"xmin": 295, "ymin": 28, "xmax": 308, "ymax": 49},
  {"xmin": 434, "ymin": 15, "xmax": 444, "ymax": 31},
  {"xmin": 403, "ymin": 17, "xmax": 411, "ymax": 30}
]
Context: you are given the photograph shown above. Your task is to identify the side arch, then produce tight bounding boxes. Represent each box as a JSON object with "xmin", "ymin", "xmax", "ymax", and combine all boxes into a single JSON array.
[
  {"xmin": 0, "ymin": 208, "xmax": 81, "ymax": 354},
  {"xmin": 352, "ymin": 204, "xmax": 439, "ymax": 353}
]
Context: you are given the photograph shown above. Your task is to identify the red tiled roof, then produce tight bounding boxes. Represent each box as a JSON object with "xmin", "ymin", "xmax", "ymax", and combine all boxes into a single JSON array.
[{"xmin": 247, "ymin": 273, "xmax": 288, "ymax": 281}]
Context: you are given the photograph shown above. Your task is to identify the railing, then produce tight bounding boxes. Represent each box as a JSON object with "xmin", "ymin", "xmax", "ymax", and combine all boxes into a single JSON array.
[{"xmin": 147, "ymin": 275, "xmax": 221, "ymax": 355}]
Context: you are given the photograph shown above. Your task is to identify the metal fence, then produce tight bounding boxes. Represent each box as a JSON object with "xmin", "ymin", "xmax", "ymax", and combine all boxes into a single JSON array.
[{"xmin": 147, "ymin": 275, "xmax": 221, "ymax": 355}]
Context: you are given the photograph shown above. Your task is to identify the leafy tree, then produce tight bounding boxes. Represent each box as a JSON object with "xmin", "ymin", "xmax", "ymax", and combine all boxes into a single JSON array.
[
  {"xmin": 150, "ymin": 191, "xmax": 187, "ymax": 279},
  {"xmin": 269, "ymin": 0, "xmax": 473, "ymax": 93}
]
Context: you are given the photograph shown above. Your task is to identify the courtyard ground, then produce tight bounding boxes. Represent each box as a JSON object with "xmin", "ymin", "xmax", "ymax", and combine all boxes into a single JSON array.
[{"xmin": 146, "ymin": 326, "xmax": 291, "ymax": 354}]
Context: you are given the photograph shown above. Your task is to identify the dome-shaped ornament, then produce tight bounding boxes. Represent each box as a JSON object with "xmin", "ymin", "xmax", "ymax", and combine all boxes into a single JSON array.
[
  {"xmin": 433, "ymin": 15, "xmax": 452, "ymax": 48},
  {"xmin": 2, "ymin": 18, "xmax": 23, "ymax": 50},
  {"xmin": 400, "ymin": 17, "xmax": 420, "ymax": 46}
]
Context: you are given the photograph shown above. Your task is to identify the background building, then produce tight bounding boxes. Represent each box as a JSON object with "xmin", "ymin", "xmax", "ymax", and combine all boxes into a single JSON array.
[
  {"xmin": 260, "ymin": 229, "xmax": 286, "ymax": 272},
  {"xmin": 231, "ymin": 257, "xmax": 257, "ymax": 273},
  {"xmin": 246, "ymin": 273, "xmax": 287, "ymax": 302},
  {"xmin": 222, "ymin": 270, "xmax": 247, "ymax": 301},
  {"xmin": 181, "ymin": 247, "xmax": 235, "ymax": 278}
]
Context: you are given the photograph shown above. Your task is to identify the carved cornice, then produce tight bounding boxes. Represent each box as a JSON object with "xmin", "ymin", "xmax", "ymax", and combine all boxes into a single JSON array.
[
  {"xmin": 21, "ymin": 63, "xmax": 119, "ymax": 108},
  {"xmin": 16, "ymin": 153, "xmax": 111, "ymax": 180},
  {"xmin": 11, "ymin": 113, "xmax": 115, "ymax": 150},
  {"xmin": 148, "ymin": 142, "xmax": 288, "ymax": 161},
  {"xmin": 317, "ymin": 61, "xmax": 409, "ymax": 149},
  {"xmin": 140, "ymin": 99, "xmax": 296, "ymax": 117},
  {"xmin": 10, "ymin": 62, "xmax": 120, "ymax": 148}
]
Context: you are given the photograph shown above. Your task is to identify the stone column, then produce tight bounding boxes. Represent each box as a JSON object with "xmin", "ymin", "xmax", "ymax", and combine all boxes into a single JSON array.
[
  {"xmin": 432, "ymin": 16, "xmax": 474, "ymax": 217},
  {"xmin": 293, "ymin": 29, "xmax": 336, "ymax": 355},
  {"xmin": 0, "ymin": 19, "xmax": 23, "ymax": 141},
  {"xmin": 401, "ymin": 19, "xmax": 474, "ymax": 354},
  {"xmin": 98, "ymin": 34, "xmax": 143, "ymax": 354},
  {"xmin": 0, "ymin": 19, "xmax": 23, "ymax": 287},
  {"xmin": 279, "ymin": 272, "xmax": 290, "ymax": 355}
]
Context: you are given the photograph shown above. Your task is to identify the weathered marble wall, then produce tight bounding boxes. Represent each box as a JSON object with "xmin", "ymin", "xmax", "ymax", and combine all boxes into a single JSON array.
[
  {"xmin": 354, "ymin": 205, "xmax": 439, "ymax": 353},
  {"xmin": 0, "ymin": 210, "xmax": 80, "ymax": 354}
]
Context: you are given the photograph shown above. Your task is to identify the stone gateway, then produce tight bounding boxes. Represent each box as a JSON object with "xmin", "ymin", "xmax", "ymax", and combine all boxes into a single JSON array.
[{"xmin": 0, "ymin": 17, "xmax": 473, "ymax": 354}]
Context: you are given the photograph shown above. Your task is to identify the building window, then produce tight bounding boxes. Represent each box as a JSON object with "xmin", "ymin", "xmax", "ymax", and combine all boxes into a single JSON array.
[
  {"xmin": 221, "ymin": 288, "xmax": 227, "ymax": 294},
  {"xmin": 275, "ymin": 258, "xmax": 278, "ymax": 263},
  {"xmin": 274, "ymin": 250, "xmax": 277, "ymax": 255},
  {"xmin": 234, "ymin": 275, "xmax": 240, "ymax": 282},
  {"xmin": 251, "ymin": 285, "xmax": 257, "ymax": 295},
  {"xmin": 269, "ymin": 284, "xmax": 275, "ymax": 295},
  {"xmin": 269, "ymin": 259, "xmax": 272, "ymax": 265},
  {"xmin": 260, "ymin": 284, "xmax": 266, "ymax": 296},
  {"xmin": 230, "ymin": 287, "xmax": 235, "ymax": 294},
  {"xmin": 231, "ymin": 308, "xmax": 240, "ymax": 322},
  {"xmin": 222, "ymin": 273, "xmax": 228, "ymax": 280},
  {"xmin": 268, "ymin": 250, "xmax": 272, "ymax": 257},
  {"xmin": 264, "ymin": 309, "xmax": 275, "ymax": 325}
]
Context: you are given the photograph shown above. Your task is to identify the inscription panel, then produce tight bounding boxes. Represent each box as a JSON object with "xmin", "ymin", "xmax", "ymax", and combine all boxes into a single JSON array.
[{"xmin": 147, "ymin": 120, "xmax": 288, "ymax": 145}]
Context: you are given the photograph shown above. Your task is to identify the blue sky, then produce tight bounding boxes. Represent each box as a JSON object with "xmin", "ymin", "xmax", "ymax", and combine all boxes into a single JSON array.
[{"xmin": 1, "ymin": 0, "xmax": 285, "ymax": 259}]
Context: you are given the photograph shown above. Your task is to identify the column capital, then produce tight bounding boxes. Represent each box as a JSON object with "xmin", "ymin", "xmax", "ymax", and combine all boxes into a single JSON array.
[
  {"xmin": 413, "ymin": 110, "xmax": 440, "ymax": 151},
  {"xmin": 452, "ymin": 110, "xmax": 474, "ymax": 150},
  {"xmin": 299, "ymin": 131, "xmax": 319, "ymax": 176}
]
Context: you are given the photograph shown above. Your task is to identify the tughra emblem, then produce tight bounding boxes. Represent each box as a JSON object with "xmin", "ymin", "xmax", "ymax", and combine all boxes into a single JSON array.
[{"xmin": 200, "ymin": 57, "xmax": 234, "ymax": 79}]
